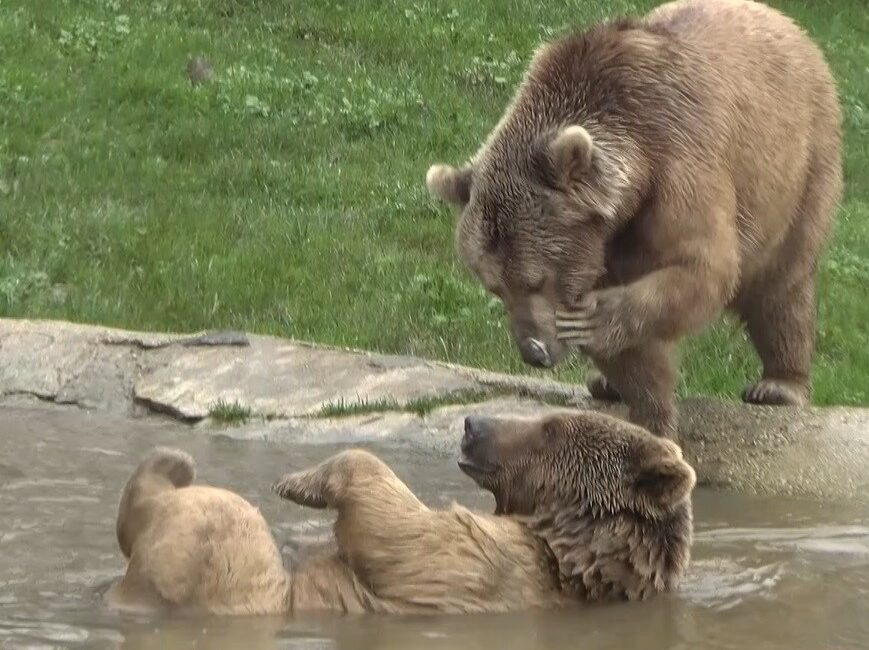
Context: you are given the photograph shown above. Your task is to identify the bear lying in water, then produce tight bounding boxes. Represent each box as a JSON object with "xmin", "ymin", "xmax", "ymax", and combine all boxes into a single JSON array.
[{"xmin": 105, "ymin": 411, "xmax": 695, "ymax": 615}]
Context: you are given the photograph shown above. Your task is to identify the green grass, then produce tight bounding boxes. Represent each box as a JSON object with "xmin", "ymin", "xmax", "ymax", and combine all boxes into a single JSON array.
[
  {"xmin": 0, "ymin": 0, "xmax": 866, "ymax": 405},
  {"xmin": 208, "ymin": 399, "xmax": 252, "ymax": 424},
  {"xmin": 317, "ymin": 387, "xmax": 574, "ymax": 418},
  {"xmin": 316, "ymin": 393, "xmax": 490, "ymax": 419}
]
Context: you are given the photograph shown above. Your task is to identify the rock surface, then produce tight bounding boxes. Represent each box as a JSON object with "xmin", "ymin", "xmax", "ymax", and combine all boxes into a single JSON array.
[{"xmin": 1, "ymin": 318, "xmax": 867, "ymax": 502}]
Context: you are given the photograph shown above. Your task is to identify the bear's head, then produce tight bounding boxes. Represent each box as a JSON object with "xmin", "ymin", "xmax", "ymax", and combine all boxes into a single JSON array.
[
  {"xmin": 425, "ymin": 30, "xmax": 654, "ymax": 369},
  {"xmin": 457, "ymin": 409, "xmax": 695, "ymax": 600},
  {"xmin": 426, "ymin": 122, "xmax": 637, "ymax": 368},
  {"xmin": 458, "ymin": 410, "xmax": 694, "ymax": 518}
]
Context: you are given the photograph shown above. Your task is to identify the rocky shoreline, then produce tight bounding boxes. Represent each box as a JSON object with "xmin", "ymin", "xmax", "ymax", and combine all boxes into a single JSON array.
[{"xmin": 2, "ymin": 318, "xmax": 867, "ymax": 503}]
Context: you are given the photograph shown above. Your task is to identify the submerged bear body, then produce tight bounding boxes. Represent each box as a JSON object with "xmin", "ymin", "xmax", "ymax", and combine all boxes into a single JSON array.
[{"xmin": 106, "ymin": 412, "xmax": 695, "ymax": 615}]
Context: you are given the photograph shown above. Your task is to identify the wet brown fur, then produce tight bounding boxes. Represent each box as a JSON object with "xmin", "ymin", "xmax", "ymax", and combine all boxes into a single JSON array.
[
  {"xmin": 426, "ymin": 0, "xmax": 843, "ymax": 438},
  {"xmin": 105, "ymin": 412, "xmax": 694, "ymax": 615}
]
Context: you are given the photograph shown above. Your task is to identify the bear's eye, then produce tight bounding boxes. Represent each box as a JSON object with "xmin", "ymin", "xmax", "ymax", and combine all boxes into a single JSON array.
[{"xmin": 559, "ymin": 289, "xmax": 584, "ymax": 310}]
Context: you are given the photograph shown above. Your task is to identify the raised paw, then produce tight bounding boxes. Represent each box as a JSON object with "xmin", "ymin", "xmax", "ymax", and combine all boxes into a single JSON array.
[
  {"xmin": 586, "ymin": 373, "xmax": 622, "ymax": 402},
  {"xmin": 556, "ymin": 289, "xmax": 637, "ymax": 358},
  {"xmin": 555, "ymin": 294, "xmax": 598, "ymax": 348},
  {"xmin": 741, "ymin": 379, "xmax": 808, "ymax": 407},
  {"xmin": 272, "ymin": 468, "xmax": 329, "ymax": 509}
]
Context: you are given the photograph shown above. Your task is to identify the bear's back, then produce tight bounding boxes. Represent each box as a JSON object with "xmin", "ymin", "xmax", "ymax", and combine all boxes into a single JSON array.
[{"xmin": 644, "ymin": 0, "xmax": 841, "ymax": 274}]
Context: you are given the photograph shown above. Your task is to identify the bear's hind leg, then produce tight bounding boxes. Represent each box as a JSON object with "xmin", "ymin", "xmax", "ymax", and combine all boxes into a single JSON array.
[
  {"xmin": 739, "ymin": 137, "xmax": 840, "ymax": 407},
  {"xmin": 739, "ymin": 276, "xmax": 816, "ymax": 407},
  {"xmin": 104, "ymin": 558, "xmax": 169, "ymax": 613}
]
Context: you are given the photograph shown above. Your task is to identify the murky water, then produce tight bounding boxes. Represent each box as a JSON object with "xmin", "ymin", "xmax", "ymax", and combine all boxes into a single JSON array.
[{"xmin": 1, "ymin": 403, "xmax": 867, "ymax": 650}]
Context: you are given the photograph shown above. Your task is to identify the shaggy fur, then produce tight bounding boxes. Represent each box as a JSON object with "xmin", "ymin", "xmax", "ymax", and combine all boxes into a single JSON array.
[
  {"xmin": 426, "ymin": 0, "xmax": 843, "ymax": 439},
  {"xmin": 105, "ymin": 412, "xmax": 695, "ymax": 615}
]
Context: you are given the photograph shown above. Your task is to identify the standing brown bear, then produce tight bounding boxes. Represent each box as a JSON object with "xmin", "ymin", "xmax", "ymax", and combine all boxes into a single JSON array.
[{"xmin": 426, "ymin": 0, "xmax": 843, "ymax": 439}]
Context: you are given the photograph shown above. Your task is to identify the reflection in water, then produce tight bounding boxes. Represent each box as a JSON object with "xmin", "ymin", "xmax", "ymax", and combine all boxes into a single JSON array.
[{"xmin": 0, "ymin": 403, "xmax": 868, "ymax": 650}]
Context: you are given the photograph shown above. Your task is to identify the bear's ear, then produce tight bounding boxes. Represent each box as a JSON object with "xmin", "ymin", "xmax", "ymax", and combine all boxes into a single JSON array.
[
  {"xmin": 426, "ymin": 164, "xmax": 472, "ymax": 208},
  {"xmin": 631, "ymin": 442, "xmax": 696, "ymax": 511},
  {"xmin": 549, "ymin": 125, "xmax": 595, "ymax": 182}
]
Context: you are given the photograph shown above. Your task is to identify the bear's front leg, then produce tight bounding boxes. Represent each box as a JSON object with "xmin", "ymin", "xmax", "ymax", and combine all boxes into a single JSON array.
[
  {"xmin": 273, "ymin": 449, "xmax": 425, "ymax": 512},
  {"xmin": 555, "ymin": 286, "xmax": 639, "ymax": 357},
  {"xmin": 274, "ymin": 449, "xmax": 432, "ymax": 598},
  {"xmin": 556, "ymin": 260, "xmax": 736, "ymax": 359},
  {"xmin": 557, "ymin": 178, "xmax": 739, "ymax": 359},
  {"xmin": 587, "ymin": 340, "xmax": 678, "ymax": 439}
]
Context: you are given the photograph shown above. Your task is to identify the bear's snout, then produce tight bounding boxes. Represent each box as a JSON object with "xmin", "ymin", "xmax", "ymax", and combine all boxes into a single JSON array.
[
  {"xmin": 459, "ymin": 416, "xmax": 499, "ymax": 477},
  {"xmin": 519, "ymin": 337, "xmax": 553, "ymax": 368},
  {"xmin": 462, "ymin": 416, "xmax": 492, "ymax": 453}
]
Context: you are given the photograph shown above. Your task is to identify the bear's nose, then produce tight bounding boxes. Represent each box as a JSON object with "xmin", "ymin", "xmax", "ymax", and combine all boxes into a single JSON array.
[
  {"xmin": 462, "ymin": 416, "xmax": 490, "ymax": 453},
  {"xmin": 520, "ymin": 338, "xmax": 552, "ymax": 368}
]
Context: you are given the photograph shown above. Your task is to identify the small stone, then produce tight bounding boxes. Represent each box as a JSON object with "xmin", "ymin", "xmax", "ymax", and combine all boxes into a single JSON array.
[
  {"xmin": 50, "ymin": 284, "xmax": 68, "ymax": 305},
  {"xmin": 186, "ymin": 56, "xmax": 214, "ymax": 86}
]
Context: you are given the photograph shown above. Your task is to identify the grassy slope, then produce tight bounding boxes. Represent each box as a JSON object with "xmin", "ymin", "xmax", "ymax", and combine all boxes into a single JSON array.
[{"xmin": 0, "ymin": 0, "xmax": 866, "ymax": 405}]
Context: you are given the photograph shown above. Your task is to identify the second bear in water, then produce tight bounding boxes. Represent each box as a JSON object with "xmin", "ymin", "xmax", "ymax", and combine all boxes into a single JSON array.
[{"xmin": 106, "ymin": 411, "xmax": 695, "ymax": 615}]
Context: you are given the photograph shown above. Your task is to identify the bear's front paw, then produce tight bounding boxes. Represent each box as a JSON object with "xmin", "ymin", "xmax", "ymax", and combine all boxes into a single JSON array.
[
  {"xmin": 586, "ymin": 372, "xmax": 622, "ymax": 402},
  {"xmin": 272, "ymin": 469, "xmax": 329, "ymax": 509},
  {"xmin": 555, "ymin": 288, "xmax": 639, "ymax": 358}
]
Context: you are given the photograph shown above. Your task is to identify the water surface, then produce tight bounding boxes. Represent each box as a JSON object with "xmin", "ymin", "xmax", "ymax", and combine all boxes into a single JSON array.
[{"xmin": 1, "ymin": 403, "xmax": 867, "ymax": 649}]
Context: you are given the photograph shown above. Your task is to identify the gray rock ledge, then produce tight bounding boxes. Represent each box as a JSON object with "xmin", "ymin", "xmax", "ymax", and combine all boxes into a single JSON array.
[{"xmin": 1, "ymin": 318, "xmax": 866, "ymax": 503}]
